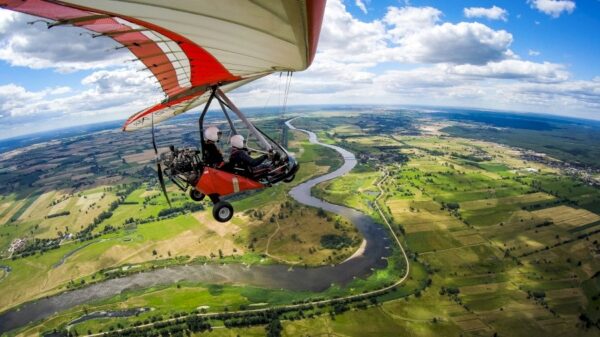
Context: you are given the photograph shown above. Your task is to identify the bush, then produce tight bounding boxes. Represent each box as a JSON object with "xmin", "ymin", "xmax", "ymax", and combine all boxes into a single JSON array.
[{"xmin": 320, "ymin": 234, "xmax": 353, "ymax": 249}]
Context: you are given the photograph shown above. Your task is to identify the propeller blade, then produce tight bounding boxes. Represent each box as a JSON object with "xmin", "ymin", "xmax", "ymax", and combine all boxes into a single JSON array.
[
  {"xmin": 151, "ymin": 112, "xmax": 171, "ymax": 207},
  {"xmin": 156, "ymin": 161, "xmax": 171, "ymax": 207}
]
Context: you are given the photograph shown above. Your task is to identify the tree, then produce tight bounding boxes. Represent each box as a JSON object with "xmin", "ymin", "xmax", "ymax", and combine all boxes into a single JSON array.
[{"xmin": 265, "ymin": 318, "xmax": 282, "ymax": 337}]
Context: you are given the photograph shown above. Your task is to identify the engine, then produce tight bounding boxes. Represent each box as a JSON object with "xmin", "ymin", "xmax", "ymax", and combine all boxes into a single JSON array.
[{"xmin": 161, "ymin": 146, "xmax": 203, "ymax": 187}]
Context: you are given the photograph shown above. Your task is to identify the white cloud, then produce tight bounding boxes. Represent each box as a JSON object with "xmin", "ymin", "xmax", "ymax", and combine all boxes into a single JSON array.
[
  {"xmin": 380, "ymin": 6, "xmax": 513, "ymax": 65},
  {"xmin": 528, "ymin": 0, "xmax": 575, "ymax": 18},
  {"xmin": 392, "ymin": 22, "xmax": 513, "ymax": 65},
  {"xmin": 383, "ymin": 6, "xmax": 442, "ymax": 40},
  {"xmin": 1, "ymin": 0, "xmax": 598, "ymax": 134},
  {"xmin": 464, "ymin": 6, "xmax": 508, "ymax": 21},
  {"xmin": 377, "ymin": 66, "xmax": 461, "ymax": 91},
  {"xmin": 0, "ymin": 84, "xmax": 46, "ymax": 116},
  {"xmin": 47, "ymin": 86, "xmax": 72, "ymax": 95},
  {"xmin": 374, "ymin": 66, "xmax": 600, "ymax": 118},
  {"xmin": 0, "ymin": 65, "xmax": 161, "ymax": 119},
  {"xmin": 506, "ymin": 79, "xmax": 600, "ymax": 113},
  {"xmin": 0, "ymin": 8, "xmax": 17, "ymax": 33},
  {"xmin": 449, "ymin": 60, "xmax": 568, "ymax": 83},
  {"xmin": 317, "ymin": 0, "xmax": 386, "ymax": 63},
  {"xmin": 0, "ymin": 11, "xmax": 129, "ymax": 72},
  {"xmin": 355, "ymin": 0, "xmax": 368, "ymax": 14},
  {"xmin": 528, "ymin": 49, "xmax": 541, "ymax": 56}
]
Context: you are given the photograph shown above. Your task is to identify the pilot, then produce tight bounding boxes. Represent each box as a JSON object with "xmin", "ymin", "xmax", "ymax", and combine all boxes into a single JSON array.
[
  {"xmin": 229, "ymin": 134, "xmax": 269, "ymax": 177},
  {"xmin": 203, "ymin": 126, "xmax": 224, "ymax": 168}
]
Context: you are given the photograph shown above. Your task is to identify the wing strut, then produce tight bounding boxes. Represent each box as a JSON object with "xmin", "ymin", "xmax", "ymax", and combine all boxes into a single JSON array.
[
  {"xmin": 218, "ymin": 98, "xmax": 238, "ymax": 136},
  {"xmin": 215, "ymin": 89, "xmax": 273, "ymax": 151},
  {"xmin": 198, "ymin": 87, "xmax": 218, "ymax": 161}
]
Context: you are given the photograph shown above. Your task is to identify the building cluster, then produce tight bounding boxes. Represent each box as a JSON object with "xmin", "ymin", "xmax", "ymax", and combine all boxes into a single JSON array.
[
  {"xmin": 8, "ymin": 238, "xmax": 26, "ymax": 255},
  {"xmin": 520, "ymin": 150, "xmax": 600, "ymax": 186}
]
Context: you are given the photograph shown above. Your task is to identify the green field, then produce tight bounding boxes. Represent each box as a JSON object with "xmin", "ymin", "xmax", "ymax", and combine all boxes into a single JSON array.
[
  {"xmin": 2, "ymin": 112, "xmax": 600, "ymax": 337},
  {"xmin": 307, "ymin": 117, "xmax": 600, "ymax": 337}
]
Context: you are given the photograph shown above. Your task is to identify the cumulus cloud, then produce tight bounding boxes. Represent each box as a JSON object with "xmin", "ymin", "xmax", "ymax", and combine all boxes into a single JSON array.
[
  {"xmin": 0, "ymin": 65, "xmax": 161, "ymax": 119},
  {"xmin": 271, "ymin": 0, "xmax": 594, "ymax": 117},
  {"xmin": 505, "ymin": 79, "xmax": 600, "ymax": 113},
  {"xmin": 375, "ymin": 65, "xmax": 600, "ymax": 117},
  {"xmin": 377, "ymin": 66, "xmax": 461, "ymax": 91},
  {"xmin": 0, "ymin": 8, "xmax": 17, "ymax": 33},
  {"xmin": 0, "ymin": 84, "xmax": 47, "ymax": 116},
  {"xmin": 375, "ymin": 66, "xmax": 488, "ymax": 102},
  {"xmin": 0, "ymin": 10, "xmax": 129, "ymax": 72},
  {"xmin": 528, "ymin": 0, "xmax": 575, "ymax": 18},
  {"xmin": 383, "ymin": 6, "xmax": 442, "ymax": 40},
  {"xmin": 381, "ymin": 6, "xmax": 513, "ymax": 65},
  {"xmin": 376, "ymin": 60, "xmax": 570, "ymax": 93},
  {"xmin": 528, "ymin": 49, "xmax": 541, "ymax": 56},
  {"xmin": 1, "ymin": 0, "xmax": 597, "ymax": 133},
  {"xmin": 318, "ymin": 3, "xmax": 516, "ymax": 66},
  {"xmin": 318, "ymin": 0, "xmax": 387, "ymax": 62},
  {"xmin": 449, "ymin": 60, "xmax": 569, "ymax": 83},
  {"xmin": 464, "ymin": 6, "xmax": 508, "ymax": 21},
  {"xmin": 393, "ymin": 22, "xmax": 513, "ymax": 65}
]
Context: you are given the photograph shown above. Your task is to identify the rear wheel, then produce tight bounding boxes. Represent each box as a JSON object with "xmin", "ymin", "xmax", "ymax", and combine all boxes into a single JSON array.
[
  {"xmin": 283, "ymin": 174, "xmax": 295, "ymax": 183},
  {"xmin": 189, "ymin": 189, "xmax": 205, "ymax": 201},
  {"xmin": 212, "ymin": 201, "xmax": 234, "ymax": 222}
]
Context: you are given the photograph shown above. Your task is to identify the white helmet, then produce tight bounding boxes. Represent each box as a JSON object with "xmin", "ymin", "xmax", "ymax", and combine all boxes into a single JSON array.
[
  {"xmin": 230, "ymin": 134, "xmax": 245, "ymax": 149},
  {"xmin": 204, "ymin": 126, "xmax": 220, "ymax": 142}
]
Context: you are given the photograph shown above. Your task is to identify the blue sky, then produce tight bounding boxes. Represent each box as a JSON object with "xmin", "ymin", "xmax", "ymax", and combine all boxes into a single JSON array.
[
  {"xmin": 349, "ymin": 0, "xmax": 600, "ymax": 78},
  {"xmin": 1, "ymin": 0, "xmax": 599, "ymax": 139}
]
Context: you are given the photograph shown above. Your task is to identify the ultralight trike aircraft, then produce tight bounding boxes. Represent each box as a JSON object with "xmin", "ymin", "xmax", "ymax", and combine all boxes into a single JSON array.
[
  {"xmin": 2, "ymin": 0, "xmax": 326, "ymax": 222},
  {"xmin": 157, "ymin": 86, "xmax": 300, "ymax": 222}
]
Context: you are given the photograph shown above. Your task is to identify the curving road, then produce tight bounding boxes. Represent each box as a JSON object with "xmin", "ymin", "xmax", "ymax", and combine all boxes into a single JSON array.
[{"xmin": 0, "ymin": 119, "xmax": 394, "ymax": 334}]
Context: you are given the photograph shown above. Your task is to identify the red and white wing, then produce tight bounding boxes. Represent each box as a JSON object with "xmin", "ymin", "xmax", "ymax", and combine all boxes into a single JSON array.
[{"xmin": 1, "ymin": 0, "xmax": 326, "ymax": 130}]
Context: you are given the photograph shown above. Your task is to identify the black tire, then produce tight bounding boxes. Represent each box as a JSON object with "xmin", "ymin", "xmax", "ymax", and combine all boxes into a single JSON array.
[
  {"xmin": 189, "ymin": 189, "xmax": 205, "ymax": 201},
  {"xmin": 283, "ymin": 174, "xmax": 295, "ymax": 183},
  {"xmin": 212, "ymin": 201, "xmax": 234, "ymax": 222}
]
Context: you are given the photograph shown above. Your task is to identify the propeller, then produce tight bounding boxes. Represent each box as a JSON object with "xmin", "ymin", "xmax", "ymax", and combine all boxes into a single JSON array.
[{"xmin": 151, "ymin": 113, "xmax": 171, "ymax": 208}]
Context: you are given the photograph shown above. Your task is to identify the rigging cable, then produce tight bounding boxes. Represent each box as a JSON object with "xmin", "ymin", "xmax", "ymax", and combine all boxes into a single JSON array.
[{"xmin": 279, "ymin": 71, "xmax": 293, "ymax": 148}]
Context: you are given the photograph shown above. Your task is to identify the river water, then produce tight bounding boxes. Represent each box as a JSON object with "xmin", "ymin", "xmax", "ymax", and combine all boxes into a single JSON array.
[{"xmin": 0, "ymin": 120, "xmax": 391, "ymax": 334}]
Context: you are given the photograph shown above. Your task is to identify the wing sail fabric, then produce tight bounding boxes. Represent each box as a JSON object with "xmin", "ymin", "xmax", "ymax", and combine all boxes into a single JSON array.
[
  {"xmin": 123, "ymin": 76, "xmax": 262, "ymax": 131},
  {"xmin": 1, "ymin": 0, "xmax": 326, "ymax": 130}
]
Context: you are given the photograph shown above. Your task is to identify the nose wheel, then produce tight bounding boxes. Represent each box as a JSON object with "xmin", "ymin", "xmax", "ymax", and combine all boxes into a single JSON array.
[{"xmin": 212, "ymin": 201, "xmax": 234, "ymax": 222}]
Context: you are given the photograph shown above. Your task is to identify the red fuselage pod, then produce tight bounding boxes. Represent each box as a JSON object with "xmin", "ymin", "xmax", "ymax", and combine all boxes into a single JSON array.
[{"xmin": 195, "ymin": 167, "xmax": 264, "ymax": 197}]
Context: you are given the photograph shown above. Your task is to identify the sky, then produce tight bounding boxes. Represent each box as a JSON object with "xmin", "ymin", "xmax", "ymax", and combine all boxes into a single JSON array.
[{"xmin": 1, "ymin": 0, "xmax": 599, "ymax": 139}]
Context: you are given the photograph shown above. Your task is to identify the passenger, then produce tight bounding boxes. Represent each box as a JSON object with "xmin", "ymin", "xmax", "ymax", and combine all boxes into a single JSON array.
[
  {"xmin": 228, "ymin": 135, "xmax": 269, "ymax": 177},
  {"xmin": 202, "ymin": 126, "xmax": 224, "ymax": 168}
]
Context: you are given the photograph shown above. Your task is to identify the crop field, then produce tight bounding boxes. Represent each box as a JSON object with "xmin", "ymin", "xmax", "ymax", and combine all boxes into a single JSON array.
[
  {"xmin": 310, "ymin": 119, "xmax": 600, "ymax": 337},
  {"xmin": 532, "ymin": 206, "xmax": 600, "ymax": 230}
]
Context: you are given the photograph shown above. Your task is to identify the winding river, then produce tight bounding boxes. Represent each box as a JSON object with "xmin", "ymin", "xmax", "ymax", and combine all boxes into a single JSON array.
[{"xmin": 0, "ymin": 120, "xmax": 392, "ymax": 334}]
